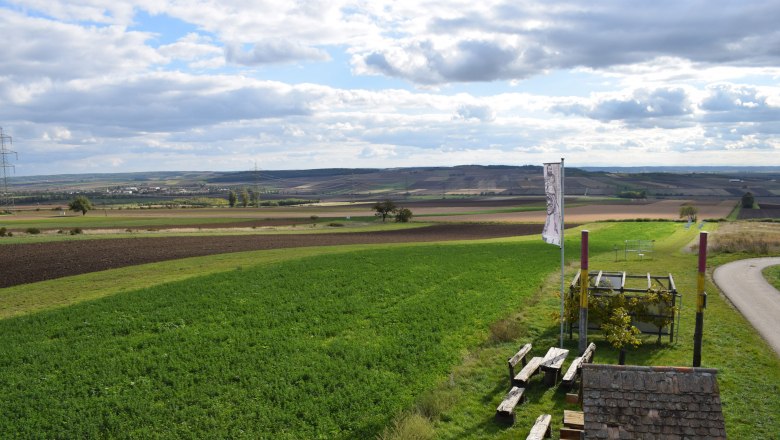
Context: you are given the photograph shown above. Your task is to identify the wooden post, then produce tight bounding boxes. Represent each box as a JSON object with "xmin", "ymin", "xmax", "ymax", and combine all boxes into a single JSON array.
[
  {"xmin": 693, "ymin": 232, "xmax": 707, "ymax": 367},
  {"xmin": 579, "ymin": 230, "xmax": 589, "ymax": 354}
]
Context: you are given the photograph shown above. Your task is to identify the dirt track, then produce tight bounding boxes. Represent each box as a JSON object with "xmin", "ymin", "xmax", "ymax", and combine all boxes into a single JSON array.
[{"xmin": 0, "ymin": 224, "xmax": 543, "ymax": 288}]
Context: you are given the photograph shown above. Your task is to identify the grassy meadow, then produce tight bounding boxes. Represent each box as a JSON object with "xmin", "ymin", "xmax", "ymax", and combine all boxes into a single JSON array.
[
  {"xmin": 0, "ymin": 221, "xmax": 778, "ymax": 438},
  {"xmin": 764, "ymin": 265, "xmax": 780, "ymax": 291}
]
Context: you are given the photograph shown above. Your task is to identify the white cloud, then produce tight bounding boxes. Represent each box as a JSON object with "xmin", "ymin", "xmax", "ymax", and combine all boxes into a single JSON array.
[
  {"xmin": 225, "ymin": 40, "xmax": 330, "ymax": 65},
  {"xmin": 1, "ymin": 1, "xmax": 779, "ymax": 175}
]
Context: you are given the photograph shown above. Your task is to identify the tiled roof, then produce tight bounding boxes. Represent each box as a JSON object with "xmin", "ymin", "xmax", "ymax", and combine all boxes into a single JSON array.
[{"xmin": 582, "ymin": 364, "xmax": 726, "ymax": 439}]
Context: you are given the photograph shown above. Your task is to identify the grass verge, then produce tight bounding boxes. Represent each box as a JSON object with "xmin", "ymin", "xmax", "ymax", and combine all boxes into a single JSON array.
[
  {"xmin": 400, "ymin": 221, "xmax": 780, "ymax": 439},
  {"xmin": 762, "ymin": 265, "xmax": 780, "ymax": 291}
]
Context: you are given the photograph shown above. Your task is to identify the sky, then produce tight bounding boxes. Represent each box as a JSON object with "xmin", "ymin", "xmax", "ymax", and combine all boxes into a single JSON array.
[{"xmin": 1, "ymin": 0, "xmax": 779, "ymax": 176}]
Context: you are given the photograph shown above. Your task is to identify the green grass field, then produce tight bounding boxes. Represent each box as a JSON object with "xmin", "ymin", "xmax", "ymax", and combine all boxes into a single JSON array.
[
  {"xmin": 0, "ymin": 222, "xmax": 778, "ymax": 438},
  {"xmin": 764, "ymin": 265, "xmax": 780, "ymax": 291}
]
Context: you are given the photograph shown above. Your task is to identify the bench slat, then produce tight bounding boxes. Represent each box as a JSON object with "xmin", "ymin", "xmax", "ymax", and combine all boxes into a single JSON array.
[
  {"xmin": 507, "ymin": 343, "xmax": 532, "ymax": 381},
  {"xmin": 513, "ymin": 356, "xmax": 543, "ymax": 386},
  {"xmin": 495, "ymin": 386, "xmax": 525, "ymax": 424},
  {"xmin": 582, "ymin": 342, "xmax": 596, "ymax": 362},
  {"xmin": 562, "ymin": 343, "xmax": 596, "ymax": 387},
  {"xmin": 563, "ymin": 410, "xmax": 584, "ymax": 429},
  {"xmin": 540, "ymin": 347, "xmax": 569, "ymax": 371},
  {"xmin": 562, "ymin": 356, "xmax": 583, "ymax": 384},
  {"xmin": 526, "ymin": 413, "xmax": 552, "ymax": 440}
]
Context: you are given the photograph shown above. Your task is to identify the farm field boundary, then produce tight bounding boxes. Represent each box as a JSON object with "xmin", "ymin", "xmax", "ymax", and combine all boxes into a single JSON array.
[
  {"xmin": 0, "ymin": 224, "xmax": 542, "ymax": 288},
  {"xmin": 0, "ymin": 224, "xmax": 563, "ymax": 319}
]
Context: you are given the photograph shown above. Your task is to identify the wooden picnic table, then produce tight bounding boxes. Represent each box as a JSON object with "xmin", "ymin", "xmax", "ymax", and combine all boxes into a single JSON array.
[{"xmin": 540, "ymin": 347, "xmax": 569, "ymax": 385}]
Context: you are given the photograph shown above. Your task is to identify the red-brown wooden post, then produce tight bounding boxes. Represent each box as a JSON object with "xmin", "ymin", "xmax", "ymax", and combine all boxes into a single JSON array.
[
  {"xmin": 693, "ymin": 231, "xmax": 708, "ymax": 367},
  {"xmin": 579, "ymin": 230, "xmax": 589, "ymax": 354}
]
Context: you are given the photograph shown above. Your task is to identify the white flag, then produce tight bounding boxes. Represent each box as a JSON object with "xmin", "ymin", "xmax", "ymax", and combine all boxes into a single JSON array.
[{"xmin": 543, "ymin": 162, "xmax": 562, "ymax": 246}]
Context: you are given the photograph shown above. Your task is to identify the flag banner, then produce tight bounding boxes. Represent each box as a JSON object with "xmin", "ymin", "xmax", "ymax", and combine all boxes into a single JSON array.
[{"xmin": 543, "ymin": 162, "xmax": 562, "ymax": 246}]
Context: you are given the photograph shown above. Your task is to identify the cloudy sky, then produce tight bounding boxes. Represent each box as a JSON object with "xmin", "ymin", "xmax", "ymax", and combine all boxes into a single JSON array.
[{"xmin": 1, "ymin": 0, "xmax": 779, "ymax": 176}]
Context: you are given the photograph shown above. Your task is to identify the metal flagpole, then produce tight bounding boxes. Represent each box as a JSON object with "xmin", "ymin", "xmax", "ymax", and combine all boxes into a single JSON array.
[{"xmin": 559, "ymin": 158, "xmax": 565, "ymax": 348}]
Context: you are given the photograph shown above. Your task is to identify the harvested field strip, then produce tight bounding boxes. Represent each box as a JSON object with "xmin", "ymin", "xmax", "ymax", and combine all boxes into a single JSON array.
[
  {"xmin": 0, "ymin": 220, "xmax": 426, "ymax": 245},
  {"xmin": 0, "ymin": 224, "xmax": 542, "ymax": 288},
  {"xmin": 0, "ymin": 241, "xmax": 561, "ymax": 438},
  {"xmin": 0, "ymin": 216, "xmax": 271, "ymax": 230}
]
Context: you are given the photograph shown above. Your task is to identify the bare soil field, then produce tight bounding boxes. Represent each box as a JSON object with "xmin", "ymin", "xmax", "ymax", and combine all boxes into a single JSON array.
[
  {"xmin": 425, "ymin": 199, "xmax": 736, "ymax": 223},
  {"xmin": 738, "ymin": 203, "xmax": 780, "ymax": 220},
  {"xmin": 0, "ymin": 224, "xmax": 544, "ymax": 288}
]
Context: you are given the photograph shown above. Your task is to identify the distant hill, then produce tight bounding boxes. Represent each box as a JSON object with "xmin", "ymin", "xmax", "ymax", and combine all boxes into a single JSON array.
[{"xmin": 8, "ymin": 166, "xmax": 780, "ymax": 203}]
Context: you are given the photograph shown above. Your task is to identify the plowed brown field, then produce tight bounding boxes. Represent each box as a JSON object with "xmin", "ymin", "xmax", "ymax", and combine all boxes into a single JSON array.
[{"xmin": 1, "ymin": 224, "xmax": 544, "ymax": 288}]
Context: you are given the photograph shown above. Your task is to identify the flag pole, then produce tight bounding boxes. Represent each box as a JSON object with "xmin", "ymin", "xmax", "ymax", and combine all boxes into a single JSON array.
[{"xmin": 559, "ymin": 158, "xmax": 565, "ymax": 348}]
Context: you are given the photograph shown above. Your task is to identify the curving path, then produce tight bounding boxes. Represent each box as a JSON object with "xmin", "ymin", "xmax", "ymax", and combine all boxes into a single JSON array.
[{"xmin": 713, "ymin": 257, "xmax": 780, "ymax": 357}]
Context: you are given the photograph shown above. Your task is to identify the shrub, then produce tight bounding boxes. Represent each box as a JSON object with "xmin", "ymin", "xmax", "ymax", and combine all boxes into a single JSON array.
[
  {"xmin": 742, "ymin": 192, "xmax": 755, "ymax": 208},
  {"xmin": 70, "ymin": 228, "xmax": 83, "ymax": 235},
  {"xmin": 416, "ymin": 391, "xmax": 456, "ymax": 421},
  {"xmin": 310, "ymin": 215, "xmax": 319, "ymax": 222},
  {"xmin": 327, "ymin": 222, "xmax": 344, "ymax": 227},
  {"xmin": 378, "ymin": 413, "xmax": 434, "ymax": 440},
  {"xmin": 395, "ymin": 208, "xmax": 413, "ymax": 223},
  {"xmin": 488, "ymin": 317, "xmax": 524, "ymax": 343},
  {"xmin": 0, "ymin": 227, "xmax": 6, "ymax": 237},
  {"xmin": 25, "ymin": 227, "xmax": 41, "ymax": 235}
]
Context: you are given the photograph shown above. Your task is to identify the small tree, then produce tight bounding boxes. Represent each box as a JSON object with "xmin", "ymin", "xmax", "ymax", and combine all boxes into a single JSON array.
[
  {"xmin": 240, "ymin": 188, "xmax": 249, "ymax": 208},
  {"xmin": 741, "ymin": 192, "xmax": 755, "ymax": 209},
  {"xmin": 228, "ymin": 190, "xmax": 237, "ymax": 207},
  {"xmin": 679, "ymin": 205, "xmax": 698, "ymax": 222},
  {"xmin": 601, "ymin": 306, "xmax": 642, "ymax": 365},
  {"xmin": 394, "ymin": 207, "xmax": 413, "ymax": 223},
  {"xmin": 249, "ymin": 189, "xmax": 259, "ymax": 207},
  {"xmin": 372, "ymin": 199, "xmax": 397, "ymax": 222},
  {"xmin": 68, "ymin": 195, "xmax": 93, "ymax": 216}
]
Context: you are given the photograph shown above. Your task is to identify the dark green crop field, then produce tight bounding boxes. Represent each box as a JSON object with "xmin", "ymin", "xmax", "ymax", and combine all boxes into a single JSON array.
[{"xmin": 0, "ymin": 240, "xmax": 559, "ymax": 438}]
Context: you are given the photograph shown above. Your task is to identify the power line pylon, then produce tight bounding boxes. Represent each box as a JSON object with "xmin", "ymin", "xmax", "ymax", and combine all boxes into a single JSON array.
[{"xmin": 0, "ymin": 127, "xmax": 17, "ymax": 209}]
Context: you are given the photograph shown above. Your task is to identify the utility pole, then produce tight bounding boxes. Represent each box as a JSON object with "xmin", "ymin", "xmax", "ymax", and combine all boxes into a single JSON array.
[{"xmin": 0, "ymin": 127, "xmax": 17, "ymax": 209}]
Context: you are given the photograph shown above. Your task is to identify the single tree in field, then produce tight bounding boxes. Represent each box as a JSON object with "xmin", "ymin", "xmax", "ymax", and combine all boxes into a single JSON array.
[
  {"xmin": 741, "ymin": 192, "xmax": 755, "ymax": 209},
  {"xmin": 372, "ymin": 199, "xmax": 397, "ymax": 222},
  {"xmin": 240, "ymin": 188, "xmax": 249, "ymax": 208},
  {"xmin": 394, "ymin": 207, "xmax": 413, "ymax": 223},
  {"xmin": 228, "ymin": 190, "xmax": 237, "ymax": 208},
  {"xmin": 679, "ymin": 205, "xmax": 697, "ymax": 222},
  {"xmin": 68, "ymin": 195, "xmax": 93, "ymax": 216}
]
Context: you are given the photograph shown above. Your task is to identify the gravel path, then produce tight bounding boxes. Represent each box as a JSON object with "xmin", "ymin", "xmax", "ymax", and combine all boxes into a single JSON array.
[{"xmin": 713, "ymin": 257, "xmax": 780, "ymax": 357}]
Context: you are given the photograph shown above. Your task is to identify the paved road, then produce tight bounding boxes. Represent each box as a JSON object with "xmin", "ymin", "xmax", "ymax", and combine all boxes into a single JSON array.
[{"xmin": 713, "ymin": 257, "xmax": 780, "ymax": 357}]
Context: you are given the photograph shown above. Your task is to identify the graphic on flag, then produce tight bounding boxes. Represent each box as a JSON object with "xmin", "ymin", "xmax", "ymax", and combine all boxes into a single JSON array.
[{"xmin": 543, "ymin": 162, "xmax": 562, "ymax": 246}]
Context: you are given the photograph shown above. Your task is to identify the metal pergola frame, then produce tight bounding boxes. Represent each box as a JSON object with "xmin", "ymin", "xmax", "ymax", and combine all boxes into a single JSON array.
[{"xmin": 568, "ymin": 269, "xmax": 682, "ymax": 343}]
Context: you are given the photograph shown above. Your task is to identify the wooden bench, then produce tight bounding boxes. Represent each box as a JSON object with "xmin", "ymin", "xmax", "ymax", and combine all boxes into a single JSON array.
[
  {"xmin": 507, "ymin": 343, "xmax": 532, "ymax": 386},
  {"xmin": 561, "ymin": 342, "xmax": 596, "ymax": 389},
  {"xmin": 560, "ymin": 410, "xmax": 584, "ymax": 439},
  {"xmin": 495, "ymin": 386, "xmax": 526, "ymax": 424},
  {"xmin": 513, "ymin": 356, "xmax": 543, "ymax": 387},
  {"xmin": 526, "ymin": 414, "xmax": 552, "ymax": 440},
  {"xmin": 540, "ymin": 347, "xmax": 569, "ymax": 386}
]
